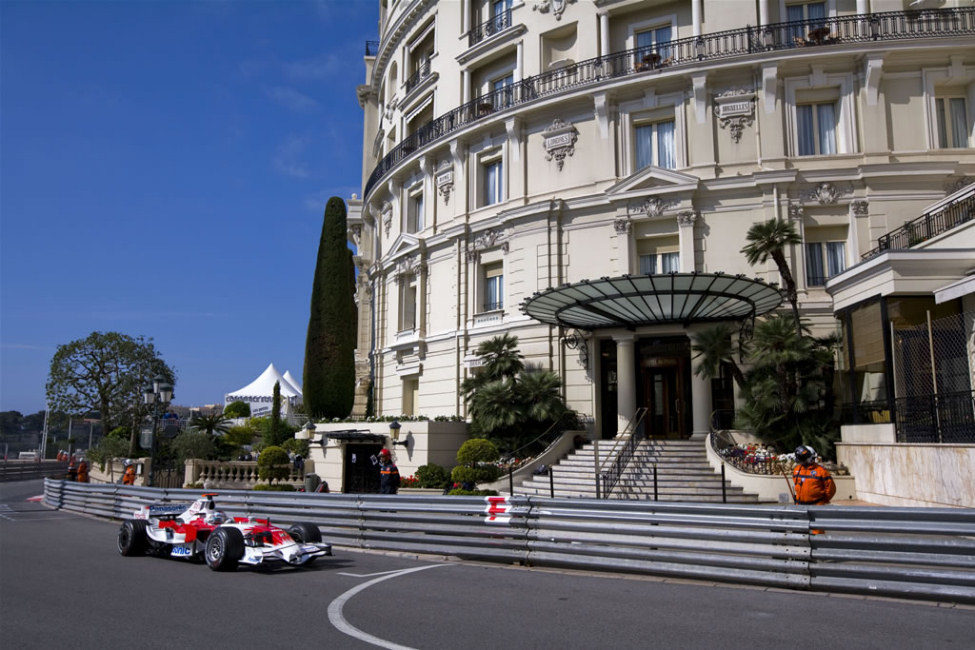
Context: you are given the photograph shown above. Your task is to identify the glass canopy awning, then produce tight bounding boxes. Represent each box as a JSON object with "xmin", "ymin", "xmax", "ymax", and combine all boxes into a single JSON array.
[{"xmin": 520, "ymin": 273, "xmax": 784, "ymax": 330}]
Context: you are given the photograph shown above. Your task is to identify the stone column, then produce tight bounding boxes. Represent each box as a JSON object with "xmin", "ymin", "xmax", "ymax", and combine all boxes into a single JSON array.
[
  {"xmin": 599, "ymin": 13, "xmax": 610, "ymax": 57},
  {"xmin": 690, "ymin": 364, "xmax": 711, "ymax": 438},
  {"xmin": 678, "ymin": 211, "xmax": 697, "ymax": 272},
  {"xmin": 691, "ymin": 0, "xmax": 702, "ymax": 37},
  {"xmin": 462, "ymin": 69, "xmax": 471, "ymax": 104},
  {"xmin": 857, "ymin": 0, "xmax": 868, "ymax": 15},
  {"xmin": 515, "ymin": 41, "xmax": 524, "ymax": 83},
  {"xmin": 614, "ymin": 334, "xmax": 636, "ymax": 435},
  {"xmin": 759, "ymin": 0, "xmax": 769, "ymax": 26}
]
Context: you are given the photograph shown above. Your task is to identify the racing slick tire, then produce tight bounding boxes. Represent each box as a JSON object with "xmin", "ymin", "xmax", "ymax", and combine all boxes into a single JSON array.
[
  {"xmin": 287, "ymin": 522, "xmax": 322, "ymax": 544},
  {"xmin": 118, "ymin": 519, "xmax": 148, "ymax": 556},
  {"xmin": 205, "ymin": 527, "xmax": 244, "ymax": 571}
]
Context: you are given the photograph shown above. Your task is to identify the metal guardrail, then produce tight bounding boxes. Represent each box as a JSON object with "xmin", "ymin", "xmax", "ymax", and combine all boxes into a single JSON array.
[
  {"xmin": 862, "ymin": 185, "xmax": 975, "ymax": 259},
  {"xmin": 43, "ymin": 479, "xmax": 975, "ymax": 603},
  {"xmin": 363, "ymin": 8, "xmax": 975, "ymax": 199},
  {"xmin": 1, "ymin": 460, "xmax": 69, "ymax": 482}
]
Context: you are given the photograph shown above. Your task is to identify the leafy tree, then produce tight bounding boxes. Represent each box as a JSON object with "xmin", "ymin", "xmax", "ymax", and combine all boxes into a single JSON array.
[
  {"xmin": 87, "ymin": 436, "xmax": 130, "ymax": 471},
  {"xmin": 0, "ymin": 411, "xmax": 23, "ymax": 436},
  {"xmin": 190, "ymin": 412, "xmax": 231, "ymax": 437},
  {"xmin": 280, "ymin": 438, "xmax": 310, "ymax": 458},
  {"xmin": 270, "ymin": 381, "xmax": 282, "ymax": 445},
  {"xmin": 170, "ymin": 430, "xmax": 217, "ymax": 466},
  {"xmin": 45, "ymin": 331, "xmax": 175, "ymax": 456},
  {"xmin": 415, "ymin": 463, "xmax": 450, "ymax": 488},
  {"xmin": 304, "ymin": 197, "xmax": 356, "ymax": 419},
  {"xmin": 691, "ymin": 323, "xmax": 746, "ymax": 389},
  {"xmin": 250, "ymin": 416, "xmax": 296, "ymax": 448},
  {"xmin": 451, "ymin": 439, "xmax": 501, "ymax": 485},
  {"xmin": 741, "ymin": 219, "xmax": 802, "ymax": 330},
  {"xmin": 257, "ymin": 445, "xmax": 291, "ymax": 484},
  {"xmin": 225, "ymin": 425, "xmax": 257, "ymax": 448},
  {"xmin": 223, "ymin": 401, "xmax": 251, "ymax": 418}
]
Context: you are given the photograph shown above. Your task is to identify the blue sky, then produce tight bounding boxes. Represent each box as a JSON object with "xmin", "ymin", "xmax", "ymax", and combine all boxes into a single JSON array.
[{"xmin": 1, "ymin": 1, "xmax": 379, "ymax": 413}]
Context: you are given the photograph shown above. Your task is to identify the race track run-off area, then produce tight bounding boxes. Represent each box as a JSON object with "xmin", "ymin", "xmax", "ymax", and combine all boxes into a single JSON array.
[{"xmin": 1, "ymin": 480, "xmax": 973, "ymax": 649}]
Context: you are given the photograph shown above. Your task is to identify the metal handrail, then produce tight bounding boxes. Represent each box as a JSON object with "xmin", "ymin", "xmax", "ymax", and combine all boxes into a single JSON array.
[
  {"xmin": 364, "ymin": 8, "xmax": 975, "ymax": 199},
  {"xmin": 403, "ymin": 59, "xmax": 431, "ymax": 94},
  {"xmin": 597, "ymin": 407, "xmax": 649, "ymax": 498},
  {"xmin": 862, "ymin": 185, "xmax": 975, "ymax": 259},
  {"xmin": 468, "ymin": 8, "xmax": 512, "ymax": 47}
]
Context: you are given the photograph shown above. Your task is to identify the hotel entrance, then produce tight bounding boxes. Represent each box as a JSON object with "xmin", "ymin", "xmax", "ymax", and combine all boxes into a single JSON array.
[{"xmin": 639, "ymin": 337, "xmax": 691, "ymax": 439}]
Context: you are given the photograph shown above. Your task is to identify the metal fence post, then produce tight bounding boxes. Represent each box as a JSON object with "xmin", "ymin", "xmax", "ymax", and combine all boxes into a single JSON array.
[
  {"xmin": 721, "ymin": 464, "xmax": 727, "ymax": 503},
  {"xmin": 508, "ymin": 466, "xmax": 514, "ymax": 495},
  {"xmin": 653, "ymin": 463, "xmax": 658, "ymax": 501},
  {"xmin": 593, "ymin": 440, "xmax": 601, "ymax": 498},
  {"xmin": 549, "ymin": 467, "xmax": 555, "ymax": 499}
]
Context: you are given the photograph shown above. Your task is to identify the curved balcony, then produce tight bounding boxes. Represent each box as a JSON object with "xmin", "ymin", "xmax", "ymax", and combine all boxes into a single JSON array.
[{"xmin": 363, "ymin": 8, "xmax": 975, "ymax": 200}]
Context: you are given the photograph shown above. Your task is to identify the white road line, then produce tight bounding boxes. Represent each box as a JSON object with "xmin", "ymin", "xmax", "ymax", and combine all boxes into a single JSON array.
[
  {"xmin": 337, "ymin": 569, "xmax": 418, "ymax": 578},
  {"xmin": 328, "ymin": 564, "xmax": 447, "ymax": 649}
]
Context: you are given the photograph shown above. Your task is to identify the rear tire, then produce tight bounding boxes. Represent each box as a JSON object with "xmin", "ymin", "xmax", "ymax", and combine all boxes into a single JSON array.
[
  {"xmin": 205, "ymin": 527, "xmax": 244, "ymax": 571},
  {"xmin": 287, "ymin": 522, "xmax": 322, "ymax": 543},
  {"xmin": 118, "ymin": 520, "xmax": 147, "ymax": 556}
]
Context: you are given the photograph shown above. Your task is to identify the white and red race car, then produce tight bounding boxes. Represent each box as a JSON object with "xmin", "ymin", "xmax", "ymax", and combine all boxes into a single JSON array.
[{"xmin": 117, "ymin": 493, "xmax": 332, "ymax": 571}]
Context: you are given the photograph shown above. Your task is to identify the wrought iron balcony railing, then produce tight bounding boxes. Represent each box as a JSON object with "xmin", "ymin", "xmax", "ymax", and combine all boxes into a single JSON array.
[
  {"xmin": 404, "ymin": 59, "xmax": 432, "ymax": 94},
  {"xmin": 364, "ymin": 8, "xmax": 975, "ymax": 199},
  {"xmin": 862, "ymin": 185, "xmax": 975, "ymax": 260},
  {"xmin": 468, "ymin": 8, "xmax": 512, "ymax": 47}
]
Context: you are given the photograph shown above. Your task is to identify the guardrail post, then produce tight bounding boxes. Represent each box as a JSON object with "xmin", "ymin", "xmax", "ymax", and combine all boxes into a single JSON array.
[
  {"xmin": 653, "ymin": 463, "xmax": 658, "ymax": 501},
  {"xmin": 593, "ymin": 440, "xmax": 601, "ymax": 498},
  {"xmin": 549, "ymin": 467, "xmax": 555, "ymax": 499}
]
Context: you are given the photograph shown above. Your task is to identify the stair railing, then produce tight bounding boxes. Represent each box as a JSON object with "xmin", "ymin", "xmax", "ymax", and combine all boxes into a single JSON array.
[{"xmin": 596, "ymin": 408, "xmax": 649, "ymax": 498}]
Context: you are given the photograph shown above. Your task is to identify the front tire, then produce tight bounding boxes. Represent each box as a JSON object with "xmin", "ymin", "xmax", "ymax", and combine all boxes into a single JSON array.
[
  {"xmin": 205, "ymin": 527, "xmax": 244, "ymax": 571},
  {"xmin": 118, "ymin": 520, "xmax": 147, "ymax": 556},
  {"xmin": 287, "ymin": 522, "xmax": 322, "ymax": 544}
]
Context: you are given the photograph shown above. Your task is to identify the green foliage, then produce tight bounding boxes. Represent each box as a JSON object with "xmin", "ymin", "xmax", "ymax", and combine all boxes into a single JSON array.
[
  {"xmin": 741, "ymin": 219, "xmax": 803, "ymax": 328},
  {"xmin": 691, "ymin": 323, "xmax": 746, "ymax": 389},
  {"xmin": 461, "ymin": 336, "xmax": 576, "ymax": 454},
  {"xmin": 304, "ymin": 196, "xmax": 356, "ymax": 419},
  {"xmin": 415, "ymin": 463, "xmax": 450, "ymax": 488},
  {"xmin": 456, "ymin": 439, "xmax": 500, "ymax": 465},
  {"xmin": 734, "ymin": 315, "xmax": 841, "ymax": 459},
  {"xmin": 280, "ymin": 438, "xmax": 310, "ymax": 458},
  {"xmin": 45, "ymin": 331, "xmax": 175, "ymax": 456},
  {"xmin": 225, "ymin": 425, "xmax": 257, "ymax": 448},
  {"xmin": 450, "ymin": 464, "xmax": 501, "ymax": 485},
  {"xmin": 270, "ymin": 381, "xmax": 282, "ymax": 445},
  {"xmin": 171, "ymin": 431, "xmax": 217, "ymax": 465},
  {"xmin": 190, "ymin": 412, "xmax": 231, "ymax": 437},
  {"xmin": 252, "ymin": 483, "xmax": 297, "ymax": 491},
  {"xmin": 86, "ymin": 436, "xmax": 130, "ymax": 470},
  {"xmin": 223, "ymin": 401, "xmax": 251, "ymax": 418},
  {"xmin": 250, "ymin": 416, "xmax": 297, "ymax": 448},
  {"xmin": 257, "ymin": 445, "xmax": 290, "ymax": 483},
  {"xmin": 108, "ymin": 426, "xmax": 130, "ymax": 441},
  {"xmin": 448, "ymin": 488, "xmax": 499, "ymax": 496}
]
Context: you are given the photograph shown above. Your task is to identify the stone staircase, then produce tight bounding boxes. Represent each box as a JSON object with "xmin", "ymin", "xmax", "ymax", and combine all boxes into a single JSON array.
[{"xmin": 513, "ymin": 438, "xmax": 761, "ymax": 503}]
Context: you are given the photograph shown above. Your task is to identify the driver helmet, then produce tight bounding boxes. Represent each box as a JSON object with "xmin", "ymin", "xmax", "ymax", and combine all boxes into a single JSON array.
[
  {"xmin": 205, "ymin": 511, "xmax": 227, "ymax": 525},
  {"xmin": 794, "ymin": 445, "xmax": 817, "ymax": 464}
]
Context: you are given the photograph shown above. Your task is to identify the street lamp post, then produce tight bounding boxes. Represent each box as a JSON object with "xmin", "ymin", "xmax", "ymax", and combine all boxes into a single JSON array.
[{"xmin": 142, "ymin": 374, "xmax": 173, "ymax": 487}]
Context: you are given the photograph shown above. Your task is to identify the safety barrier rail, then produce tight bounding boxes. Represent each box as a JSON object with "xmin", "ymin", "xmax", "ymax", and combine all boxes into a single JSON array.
[
  {"xmin": 1, "ymin": 460, "xmax": 69, "ymax": 482},
  {"xmin": 43, "ymin": 479, "xmax": 975, "ymax": 603}
]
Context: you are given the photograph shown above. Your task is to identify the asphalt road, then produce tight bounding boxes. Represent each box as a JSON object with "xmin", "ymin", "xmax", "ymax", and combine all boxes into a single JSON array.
[{"xmin": 2, "ymin": 480, "xmax": 973, "ymax": 649}]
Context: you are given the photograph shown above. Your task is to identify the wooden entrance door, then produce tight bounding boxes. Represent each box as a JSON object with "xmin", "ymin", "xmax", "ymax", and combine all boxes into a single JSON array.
[
  {"xmin": 646, "ymin": 364, "xmax": 682, "ymax": 439},
  {"xmin": 342, "ymin": 443, "xmax": 383, "ymax": 493}
]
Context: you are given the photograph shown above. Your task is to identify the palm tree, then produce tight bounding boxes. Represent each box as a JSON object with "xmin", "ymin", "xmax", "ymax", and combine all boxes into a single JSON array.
[
  {"xmin": 517, "ymin": 370, "xmax": 568, "ymax": 423},
  {"xmin": 691, "ymin": 323, "xmax": 746, "ymax": 389},
  {"xmin": 741, "ymin": 219, "xmax": 802, "ymax": 330},
  {"xmin": 190, "ymin": 412, "xmax": 231, "ymax": 437},
  {"xmin": 475, "ymin": 333, "xmax": 524, "ymax": 382},
  {"xmin": 468, "ymin": 379, "xmax": 524, "ymax": 436}
]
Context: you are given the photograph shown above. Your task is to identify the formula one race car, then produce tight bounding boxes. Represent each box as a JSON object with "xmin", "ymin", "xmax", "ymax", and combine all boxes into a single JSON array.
[{"xmin": 117, "ymin": 493, "xmax": 332, "ymax": 571}]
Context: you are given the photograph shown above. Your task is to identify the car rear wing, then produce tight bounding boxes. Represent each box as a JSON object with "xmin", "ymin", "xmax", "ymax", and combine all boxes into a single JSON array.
[{"xmin": 148, "ymin": 504, "xmax": 186, "ymax": 516}]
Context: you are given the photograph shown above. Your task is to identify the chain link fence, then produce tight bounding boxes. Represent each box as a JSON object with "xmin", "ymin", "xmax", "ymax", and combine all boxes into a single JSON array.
[{"xmin": 891, "ymin": 309, "xmax": 975, "ymax": 442}]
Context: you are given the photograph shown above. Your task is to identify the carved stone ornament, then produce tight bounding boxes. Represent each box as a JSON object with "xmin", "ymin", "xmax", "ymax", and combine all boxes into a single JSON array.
[
  {"xmin": 712, "ymin": 88, "xmax": 756, "ymax": 144},
  {"xmin": 788, "ymin": 202, "xmax": 804, "ymax": 220},
  {"xmin": 677, "ymin": 211, "xmax": 697, "ymax": 227},
  {"xmin": 396, "ymin": 255, "xmax": 425, "ymax": 278},
  {"xmin": 802, "ymin": 182, "xmax": 852, "ymax": 206},
  {"xmin": 542, "ymin": 118, "xmax": 579, "ymax": 171},
  {"xmin": 614, "ymin": 217, "xmax": 631, "ymax": 235},
  {"xmin": 850, "ymin": 200, "xmax": 869, "ymax": 218},
  {"xmin": 640, "ymin": 196, "xmax": 677, "ymax": 218},
  {"xmin": 436, "ymin": 161, "xmax": 454, "ymax": 204},
  {"xmin": 533, "ymin": 0, "xmax": 575, "ymax": 20},
  {"xmin": 944, "ymin": 176, "xmax": 973, "ymax": 195},
  {"xmin": 348, "ymin": 224, "xmax": 362, "ymax": 248},
  {"xmin": 381, "ymin": 202, "xmax": 393, "ymax": 236},
  {"xmin": 467, "ymin": 228, "xmax": 511, "ymax": 262}
]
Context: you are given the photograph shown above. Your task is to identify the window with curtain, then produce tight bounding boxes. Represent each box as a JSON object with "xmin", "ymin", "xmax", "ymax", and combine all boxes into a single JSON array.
[
  {"xmin": 493, "ymin": 73, "xmax": 514, "ymax": 107},
  {"xmin": 407, "ymin": 192, "xmax": 423, "ymax": 233},
  {"xmin": 805, "ymin": 241, "xmax": 846, "ymax": 286},
  {"xmin": 796, "ymin": 102, "xmax": 836, "ymax": 155},
  {"xmin": 491, "ymin": 0, "xmax": 512, "ymax": 32},
  {"xmin": 483, "ymin": 263, "xmax": 503, "ymax": 311},
  {"xmin": 636, "ymin": 25, "xmax": 673, "ymax": 61},
  {"xmin": 936, "ymin": 96, "xmax": 968, "ymax": 149},
  {"xmin": 399, "ymin": 277, "xmax": 417, "ymax": 331},
  {"xmin": 483, "ymin": 159, "xmax": 503, "ymax": 206},
  {"xmin": 635, "ymin": 120, "xmax": 676, "ymax": 170},
  {"xmin": 787, "ymin": 2, "xmax": 827, "ymax": 44},
  {"xmin": 638, "ymin": 251, "xmax": 679, "ymax": 275}
]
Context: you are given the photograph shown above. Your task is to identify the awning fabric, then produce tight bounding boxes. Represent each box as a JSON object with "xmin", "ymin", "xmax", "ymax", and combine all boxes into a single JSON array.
[{"xmin": 520, "ymin": 272, "xmax": 783, "ymax": 330}]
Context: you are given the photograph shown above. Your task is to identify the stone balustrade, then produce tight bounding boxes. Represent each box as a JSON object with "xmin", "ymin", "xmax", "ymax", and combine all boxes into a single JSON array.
[{"xmin": 184, "ymin": 459, "xmax": 308, "ymax": 489}]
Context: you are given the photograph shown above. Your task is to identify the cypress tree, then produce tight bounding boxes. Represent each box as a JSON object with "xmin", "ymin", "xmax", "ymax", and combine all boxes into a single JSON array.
[
  {"xmin": 304, "ymin": 197, "xmax": 356, "ymax": 418},
  {"xmin": 269, "ymin": 380, "xmax": 282, "ymax": 446}
]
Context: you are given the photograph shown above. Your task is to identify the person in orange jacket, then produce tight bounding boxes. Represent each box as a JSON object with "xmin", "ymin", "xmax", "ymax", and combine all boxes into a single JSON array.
[
  {"xmin": 66, "ymin": 458, "xmax": 78, "ymax": 481},
  {"xmin": 121, "ymin": 463, "xmax": 137, "ymax": 485},
  {"xmin": 792, "ymin": 445, "xmax": 836, "ymax": 506},
  {"xmin": 77, "ymin": 459, "xmax": 89, "ymax": 483}
]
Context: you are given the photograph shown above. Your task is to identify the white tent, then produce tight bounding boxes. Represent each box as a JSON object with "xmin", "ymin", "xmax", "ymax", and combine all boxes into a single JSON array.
[
  {"xmin": 225, "ymin": 363, "xmax": 302, "ymax": 416},
  {"xmin": 282, "ymin": 370, "xmax": 303, "ymax": 396}
]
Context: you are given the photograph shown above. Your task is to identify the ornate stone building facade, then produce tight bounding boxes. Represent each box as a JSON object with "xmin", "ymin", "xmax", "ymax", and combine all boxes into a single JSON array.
[{"xmin": 350, "ymin": 0, "xmax": 975, "ymax": 439}]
